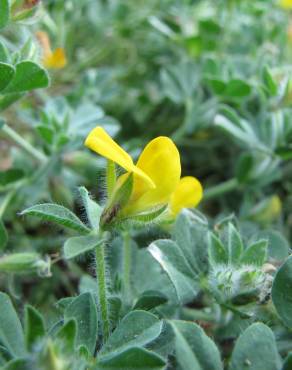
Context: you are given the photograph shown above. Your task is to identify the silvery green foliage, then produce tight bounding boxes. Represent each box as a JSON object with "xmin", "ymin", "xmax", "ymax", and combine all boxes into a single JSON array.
[
  {"xmin": 208, "ymin": 264, "xmax": 266, "ymax": 304},
  {"xmin": 1, "ymin": 0, "xmax": 292, "ymax": 369},
  {"xmin": 207, "ymin": 222, "xmax": 271, "ymax": 305}
]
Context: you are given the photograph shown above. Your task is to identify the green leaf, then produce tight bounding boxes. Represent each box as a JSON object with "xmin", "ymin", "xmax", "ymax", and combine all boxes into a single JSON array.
[
  {"xmin": 0, "ymin": 0, "xmax": 9, "ymax": 29},
  {"xmin": 275, "ymin": 146, "xmax": 292, "ymax": 160},
  {"xmin": 241, "ymin": 240, "xmax": 268, "ymax": 266},
  {"xmin": 236, "ymin": 153, "xmax": 254, "ymax": 184},
  {"xmin": 0, "ymin": 219, "xmax": 8, "ymax": 250},
  {"xmin": 0, "ymin": 41, "xmax": 9, "ymax": 62},
  {"xmin": 55, "ymin": 319, "xmax": 77, "ymax": 351},
  {"xmin": 0, "ymin": 344, "xmax": 10, "ymax": 364},
  {"xmin": 227, "ymin": 223, "xmax": 243, "ymax": 264},
  {"xmin": 0, "ymin": 63, "xmax": 15, "ymax": 91},
  {"xmin": 272, "ymin": 256, "xmax": 292, "ymax": 328},
  {"xmin": 208, "ymin": 233, "xmax": 227, "ymax": 266},
  {"xmin": 149, "ymin": 16, "xmax": 175, "ymax": 37},
  {"xmin": 133, "ymin": 291, "xmax": 168, "ymax": 311},
  {"xmin": 4, "ymin": 61, "xmax": 49, "ymax": 93},
  {"xmin": 0, "ymin": 92, "xmax": 24, "ymax": 112},
  {"xmin": 199, "ymin": 19, "xmax": 221, "ymax": 34},
  {"xmin": 24, "ymin": 305, "xmax": 46, "ymax": 351},
  {"xmin": 133, "ymin": 248, "xmax": 178, "ymax": 304},
  {"xmin": 148, "ymin": 239, "xmax": 199, "ymax": 303},
  {"xmin": 160, "ymin": 62, "xmax": 197, "ymax": 103},
  {"xmin": 96, "ymin": 347, "xmax": 166, "ymax": 370},
  {"xmin": 78, "ymin": 186, "xmax": 102, "ymax": 229},
  {"xmin": 64, "ymin": 293, "xmax": 98, "ymax": 354},
  {"xmin": 257, "ymin": 230, "xmax": 289, "ymax": 261},
  {"xmin": 100, "ymin": 310, "xmax": 163, "ymax": 358},
  {"xmin": 215, "ymin": 108, "xmax": 261, "ymax": 150},
  {"xmin": 55, "ymin": 297, "xmax": 75, "ymax": 312},
  {"xmin": 130, "ymin": 205, "xmax": 167, "ymax": 223},
  {"xmin": 174, "ymin": 210, "xmax": 208, "ymax": 273},
  {"xmin": 283, "ymin": 352, "xmax": 292, "ymax": 370},
  {"xmin": 229, "ymin": 323, "xmax": 281, "ymax": 370},
  {"xmin": 224, "ymin": 79, "xmax": 251, "ymax": 98},
  {"xmin": 205, "ymin": 78, "xmax": 226, "ymax": 95},
  {"xmin": 170, "ymin": 320, "xmax": 223, "ymax": 370},
  {"xmin": 262, "ymin": 66, "xmax": 277, "ymax": 96},
  {"xmin": 3, "ymin": 359, "xmax": 31, "ymax": 370},
  {"xmin": 0, "ymin": 169, "xmax": 24, "ymax": 187},
  {"xmin": 21, "ymin": 203, "xmax": 90, "ymax": 234},
  {"xmin": 63, "ymin": 235, "xmax": 103, "ymax": 259},
  {"xmin": 36, "ymin": 125, "xmax": 54, "ymax": 145},
  {"xmin": 0, "ymin": 293, "xmax": 26, "ymax": 357}
]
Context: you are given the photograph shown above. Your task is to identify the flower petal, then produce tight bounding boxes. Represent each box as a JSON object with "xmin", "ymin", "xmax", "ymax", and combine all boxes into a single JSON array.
[
  {"xmin": 85, "ymin": 127, "xmax": 155, "ymax": 188},
  {"xmin": 43, "ymin": 48, "xmax": 67, "ymax": 69},
  {"xmin": 170, "ymin": 176, "xmax": 203, "ymax": 216},
  {"xmin": 124, "ymin": 136, "xmax": 181, "ymax": 214},
  {"xmin": 280, "ymin": 0, "xmax": 292, "ymax": 9}
]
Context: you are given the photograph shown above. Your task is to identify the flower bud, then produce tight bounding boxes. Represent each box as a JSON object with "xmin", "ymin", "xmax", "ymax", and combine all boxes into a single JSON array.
[{"xmin": 11, "ymin": 0, "xmax": 41, "ymax": 22}]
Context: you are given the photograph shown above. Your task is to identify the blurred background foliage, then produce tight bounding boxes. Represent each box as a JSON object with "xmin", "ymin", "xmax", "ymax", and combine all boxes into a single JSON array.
[{"xmin": 0, "ymin": 0, "xmax": 291, "ymax": 335}]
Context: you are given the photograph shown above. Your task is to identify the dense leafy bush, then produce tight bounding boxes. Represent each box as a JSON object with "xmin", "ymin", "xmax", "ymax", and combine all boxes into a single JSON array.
[{"xmin": 0, "ymin": 0, "xmax": 292, "ymax": 369}]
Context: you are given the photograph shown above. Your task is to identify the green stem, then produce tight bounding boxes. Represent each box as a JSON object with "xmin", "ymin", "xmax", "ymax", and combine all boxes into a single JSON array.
[
  {"xmin": 171, "ymin": 98, "xmax": 193, "ymax": 142},
  {"xmin": 204, "ymin": 178, "xmax": 238, "ymax": 200},
  {"xmin": 181, "ymin": 307, "xmax": 215, "ymax": 322},
  {"xmin": 1, "ymin": 124, "xmax": 47, "ymax": 164},
  {"xmin": 122, "ymin": 231, "xmax": 132, "ymax": 301},
  {"xmin": 0, "ymin": 190, "xmax": 16, "ymax": 218},
  {"xmin": 0, "ymin": 157, "xmax": 57, "ymax": 220},
  {"xmin": 95, "ymin": 240, "xmax": 110, "ymax": 342},
  {"xmin": 106, "ymin": 160, "xmax": 116, "ymax": 198}
]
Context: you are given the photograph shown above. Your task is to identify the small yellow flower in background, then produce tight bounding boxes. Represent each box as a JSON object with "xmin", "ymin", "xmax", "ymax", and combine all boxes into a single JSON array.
[
  {"xmin": 280, "ymin": 0, "xmax": 292, "ymax": 9},
  {"xmin": 36, "ymin": 31, "xmax": 67, "ymax": 69},
  {"xmin": 250, "ymin": 195, "xmax": 282, "ymax": 224},
  {"xmin": 85, "ymin": 126, "xmax": 203, "ymax": 220}
]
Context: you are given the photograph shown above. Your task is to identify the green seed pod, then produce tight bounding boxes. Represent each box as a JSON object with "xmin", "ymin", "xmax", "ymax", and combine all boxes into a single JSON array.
[{"xmin": 0, "ymin": 252, "xmax": 51, "ymax": 276}]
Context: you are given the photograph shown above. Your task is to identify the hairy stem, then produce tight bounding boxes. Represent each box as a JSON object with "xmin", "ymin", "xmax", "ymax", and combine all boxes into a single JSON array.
[
  {"xmin": 95, "ymin": 240, "xmax": 110, "ymax": 342},
  {"xmin": 123, "ymin": 230, "xmax": 132, "ymax": 302}
]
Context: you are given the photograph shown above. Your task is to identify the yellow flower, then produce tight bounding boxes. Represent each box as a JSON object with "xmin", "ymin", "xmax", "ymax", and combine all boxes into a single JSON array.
[
  {"xmin": 36, "ymin": 31, "xmax": 67, "ymax": 69},
  {"xmin": 250, "ymin": 195, "xmax": 282, "ymax": 224},
  {"xmin": 170, "ymin": 176, "xmax": 203, "ymax": 216},
  {"xmin": 42, "ymin": 48, "xmax": 67, "ymax": 69},
  {"xmin": 280, "ymin": 0, "xmax": 292, "ymax": 9},
  {"xmin": 85, "ymin": 126, "xmax": 203, "ymax": 219}
]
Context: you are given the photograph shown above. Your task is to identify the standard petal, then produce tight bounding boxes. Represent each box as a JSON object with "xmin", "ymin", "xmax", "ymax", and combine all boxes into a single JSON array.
[
  {"xmin": 170, "ymin": 176, "xmax": 203, "ymax": 216},
  {"xmin": 85, "ymin": 127, "xmax": 155, "ymax": 188},
  {"xmin": 124, "ymin": 136, "xmax": 181, "ymax": 214}
]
